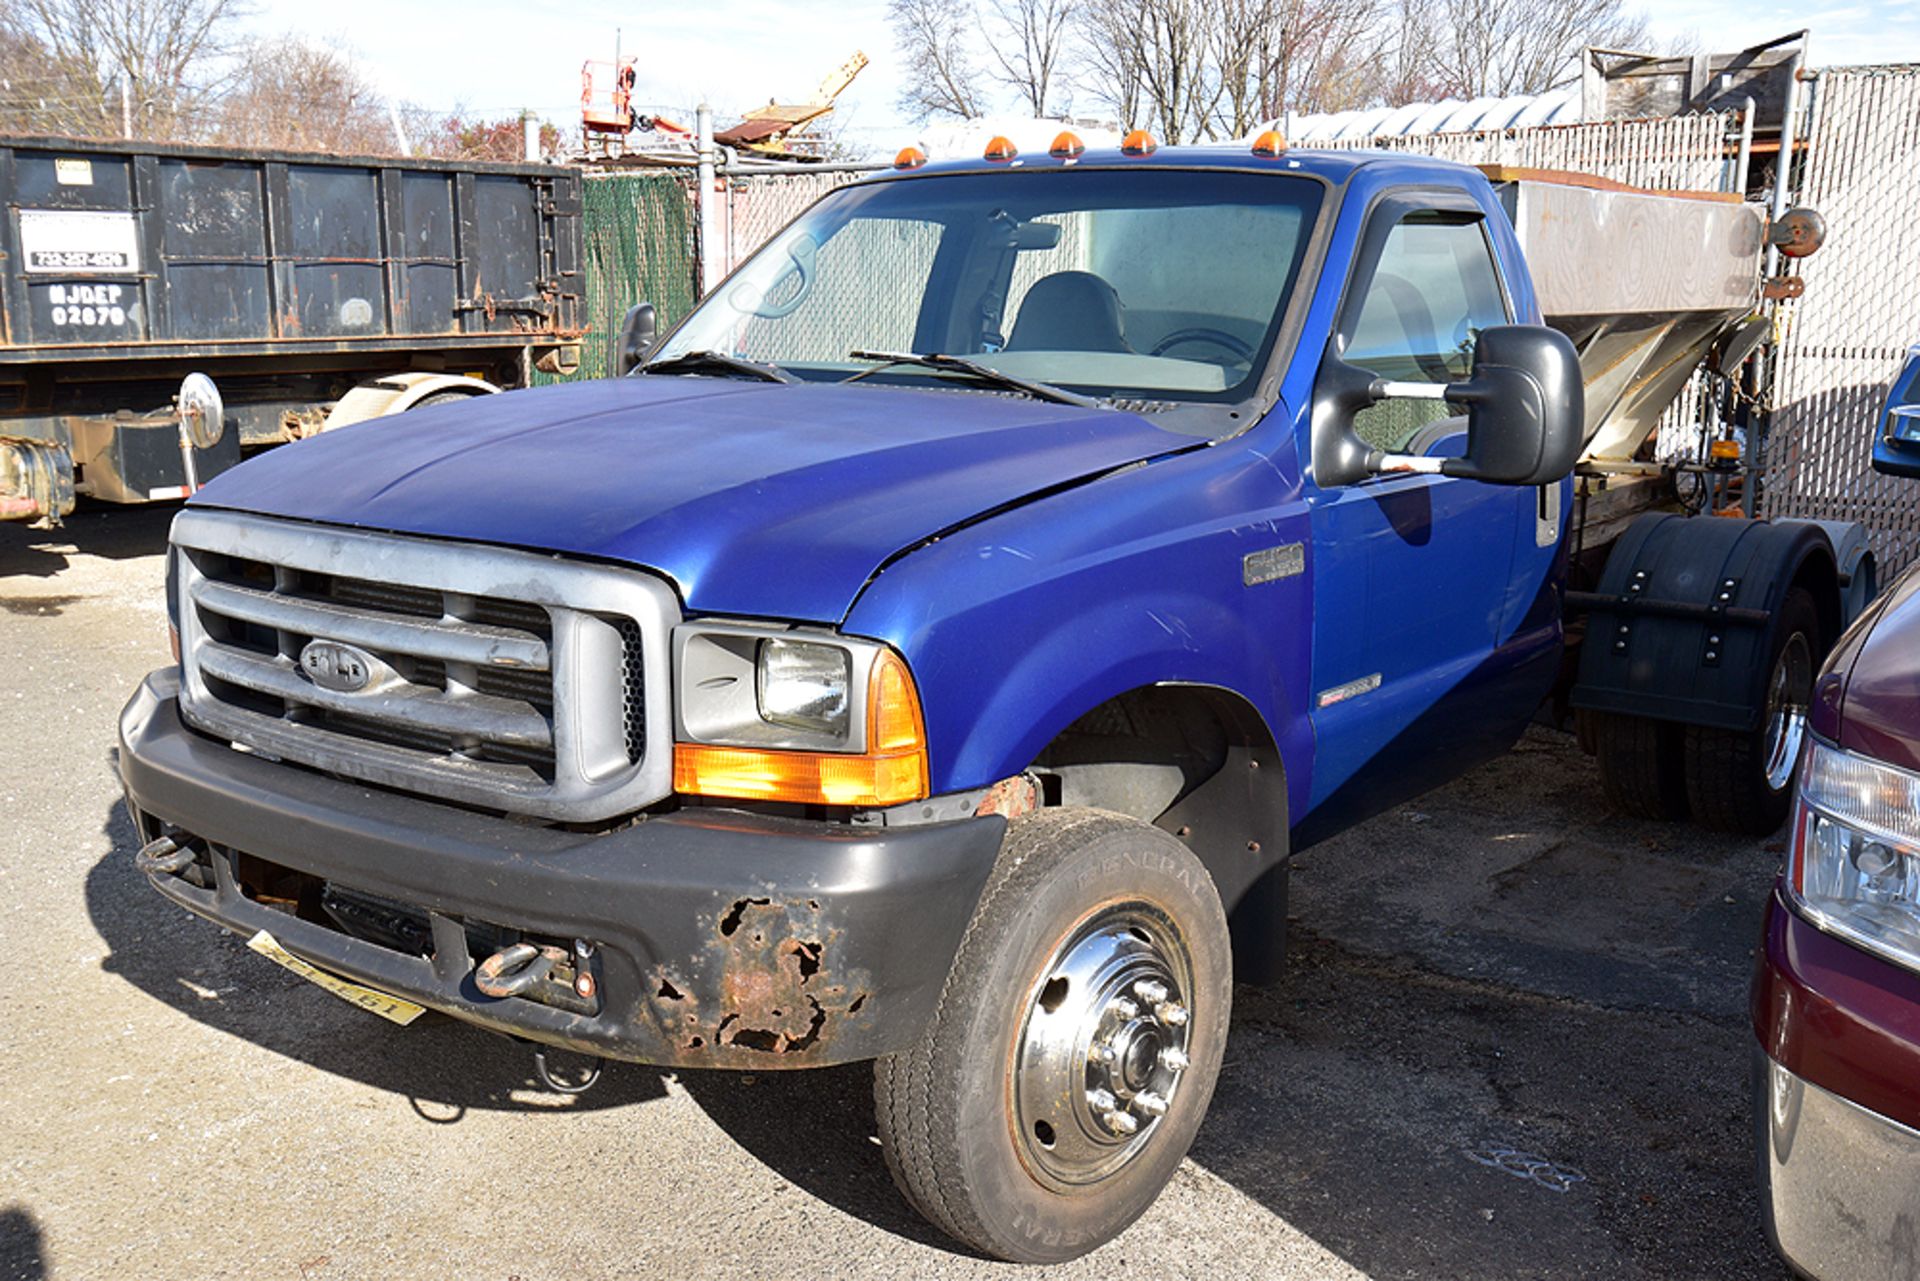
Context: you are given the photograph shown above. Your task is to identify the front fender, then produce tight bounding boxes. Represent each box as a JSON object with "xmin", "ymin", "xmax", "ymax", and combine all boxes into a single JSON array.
[
  {"xmin": 843, "ymin": 438, "xmax": 1314, "ymax": 825},
  {"xmin": 939, "ymin": 588, "xmax": 1285, "ymax": 790}
]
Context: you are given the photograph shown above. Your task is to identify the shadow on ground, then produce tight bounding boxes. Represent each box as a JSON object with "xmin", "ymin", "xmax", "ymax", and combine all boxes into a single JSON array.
[
  {"xmin": 0, "ymin": 502, "xmax": 177, "ymax": 579},
  {"xmin": 87, "ymin": 794, "xmax": 666, "ymax": 1118},
  {"xmin": 0, "ymin": 1205, "xmax": 48, "ymax": 1281},
  {"xmin": 86, "ymin": 727, "xmax": 1795, "ymax": 1277}
]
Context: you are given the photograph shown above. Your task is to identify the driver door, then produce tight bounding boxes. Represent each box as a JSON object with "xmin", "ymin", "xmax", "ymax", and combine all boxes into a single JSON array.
[{"xmin": 1303, "ymin": 195, "xmax": 1535, "ymax": 823}]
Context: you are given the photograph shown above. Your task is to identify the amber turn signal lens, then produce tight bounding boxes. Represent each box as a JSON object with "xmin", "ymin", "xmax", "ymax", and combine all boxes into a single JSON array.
[
  {"xmin": 673, "ymin": 649, "xmax": 931, "ymax": 807},
  {"xmin": 1709, "ymin": 439, "xmax": 1742, "ymax": 461},
  {"xmin": 1250, "ymin": 129, "xmax": 1287, "ymax": 157},
  {"xmin": 894, "ymin": 145, "xmax": 927, "ymax": 169},
  {"xmin": 866, "ymin": 650, "xmax": 925, "ymax": 755},
  {"xmin": 1049, "ymin": 130, "xmax": 1085, "ymax": 159},
  {"xmin": 1120, "ymin": 129, "xmax": 1157, "ymax": 156},
  {"xmin": 983, "ymin": 135, "xmax": 1018, "ymax": 161}
]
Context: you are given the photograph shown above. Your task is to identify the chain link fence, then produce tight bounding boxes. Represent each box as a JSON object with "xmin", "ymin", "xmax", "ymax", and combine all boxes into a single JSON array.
[
  {"xmin": 1759, "ymin": 66, "xmax": 1920, "ymax": 575},
  {"xmin": 1315, "ymin": 111, "xmax": 1738, "ymax": 191},
  {"xmin": 714, "ymin": 170, "xmax": 878, "ymax": 281}
]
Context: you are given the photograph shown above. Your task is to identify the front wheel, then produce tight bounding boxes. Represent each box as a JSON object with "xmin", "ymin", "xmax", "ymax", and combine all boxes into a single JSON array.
[{"xmin": 873, "ymin": 809, "xmax": 1232, "ymax": 1263}]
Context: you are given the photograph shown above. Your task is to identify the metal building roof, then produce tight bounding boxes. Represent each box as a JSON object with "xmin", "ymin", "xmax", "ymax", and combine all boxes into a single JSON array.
[{"xmin": 1270, "ymin": 88, "xmax": 1581, "ymax": 143}]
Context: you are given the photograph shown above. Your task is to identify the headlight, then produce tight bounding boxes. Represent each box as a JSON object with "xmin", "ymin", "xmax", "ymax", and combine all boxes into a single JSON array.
[
  {"xmin": 758, "ymin": 637, "xmax": 852, "ymax": 736},
  {"xmin": 1789, "ymin": 738, "xmax": 1920, "ymax": 972},
  {"xmin": 672, "ymin": 623, "xmax": 928, "ymax": 806}
]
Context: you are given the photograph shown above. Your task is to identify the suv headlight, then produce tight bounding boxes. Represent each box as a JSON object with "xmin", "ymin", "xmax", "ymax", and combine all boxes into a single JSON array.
[
  {"xmin": 672, "ymin": 623, "xmax": 928, "ymax": 806},
  {"xmin": 1789, "ymin": 737, "xmax": 1920, "ymax": 972}
]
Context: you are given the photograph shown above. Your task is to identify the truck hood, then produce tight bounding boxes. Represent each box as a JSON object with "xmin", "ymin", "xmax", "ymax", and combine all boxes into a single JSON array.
[
  {"xmin": 1831, "ymin": 562, "xmax": 1920, "ymax": 774},
  {"xmin": 189, "ymin": 376, "xmax": 1198, "ymax": 622}
]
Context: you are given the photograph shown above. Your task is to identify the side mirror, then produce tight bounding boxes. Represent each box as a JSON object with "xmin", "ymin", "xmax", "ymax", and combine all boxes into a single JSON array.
[
  {"xmin": 1871, "ymin": 348, "xmax": 1920, "ymax": 479},
  {"xmin": 1312, "ymin": 324, "xmax": 1584, "ymax": 487},
  {"xmin": 612, "ymin": 302, "xmax": 657, "ymax": 377},
  {"xmin": 1438, "ymin": 325, "xmax": 1584, "ymax": 484}
]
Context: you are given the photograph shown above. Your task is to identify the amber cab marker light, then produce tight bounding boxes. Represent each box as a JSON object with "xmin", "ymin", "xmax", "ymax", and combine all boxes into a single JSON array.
[
  {"xmin": 894, "ymin": 145, "xmax": 927, "ymax": 170},
  {"xmin": 1120, "ymin": 129, "xmax": 1158, "ymax": 156},
  {"xmin": 672, "ymin": 649, "xmax": 931, "ymax": 808},
  {"xmin": 1049, "ymin": 130, "xmax": 1086, "ymax": 159},
  {"xmin": 983, "ymin": 135, "xmax": 1018, "ymax": 162},
  {"xmin": 1251, "ymin": 129, "xmax": 1287, "ymax": 157}
]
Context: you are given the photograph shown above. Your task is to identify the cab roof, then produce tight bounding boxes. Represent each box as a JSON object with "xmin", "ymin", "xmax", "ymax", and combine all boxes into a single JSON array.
[{"xmin": 866, "ymin": 143, "xmax": 1479, "ymax": 186}]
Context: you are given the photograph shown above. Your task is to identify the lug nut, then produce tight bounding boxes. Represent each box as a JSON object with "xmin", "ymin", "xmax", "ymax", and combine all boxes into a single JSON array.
[
  {"xmin": 1156, "ymin": 1001, "xmax": 1189, "ymax": 1027},
  {"xmin": 1160, "ymin": 1047, "xmax": 1190, "ymax": 1072},
  {"xmin": 1133, "ymin": 978, "xmax": 1169, "ymax": 1005},
  {"xmin": 1108, "ymin": 997, "xmax": 1140, "ymax": 1020},
  {"xmin": 1133, "ymin": 1090, "xmax": 1169, "ymax": 1118},
  {"xmin": 1087, "ymin": 1087, "xmax": 1117, "ymax": 1113},
  {"xmin": 1103, "ymin": 1109, "xmax": 1140, "ymax": 1136},
  {"xmin": 1091, "ymin": 1041, "xmax": 1118, "ymax": 1065}
]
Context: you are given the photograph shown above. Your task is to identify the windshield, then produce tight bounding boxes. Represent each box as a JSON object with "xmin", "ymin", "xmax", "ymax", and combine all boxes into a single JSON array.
[{"xmin": 653, "ymin": 168, "xmax": 1323, "ymax": 408}]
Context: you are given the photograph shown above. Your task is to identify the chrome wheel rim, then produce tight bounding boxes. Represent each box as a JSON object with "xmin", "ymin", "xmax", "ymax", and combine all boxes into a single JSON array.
[
  {"xmin": 1011, "ymin": 902, "xmax": 1195, "ymax": 1189},
  {"xmin": 1763, "ymin": 632, "xmax": 1814, "ymax": 792}
]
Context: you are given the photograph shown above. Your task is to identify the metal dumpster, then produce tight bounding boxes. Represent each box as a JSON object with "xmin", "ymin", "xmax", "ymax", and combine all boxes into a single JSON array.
[{"xmin": 0, "ymin": 136, "xmax": 583, "ymax": 522}]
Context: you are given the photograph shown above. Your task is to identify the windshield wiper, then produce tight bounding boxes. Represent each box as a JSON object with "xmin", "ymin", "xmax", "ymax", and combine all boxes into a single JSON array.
[
  {"xmin": 641, "ymin": 350, "xmax": 797, "ymax": 384},
  {"xmin": 843, "ymin": 349, "xmax": 1097, "ymax": 408}
]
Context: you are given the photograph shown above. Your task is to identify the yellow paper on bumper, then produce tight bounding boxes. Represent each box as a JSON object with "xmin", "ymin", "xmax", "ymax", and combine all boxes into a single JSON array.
[{"xmin": 247, "ymin": 929, "xmax": 425, "ymax": 1026}]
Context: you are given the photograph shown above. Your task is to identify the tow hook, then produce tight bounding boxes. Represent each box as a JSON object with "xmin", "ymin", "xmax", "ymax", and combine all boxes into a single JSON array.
[
  {"xmin": 474, "ymin": 942, "xmax": 563, "ymax": 998},
  {"xmin": 533, "ymin": 1047, "xmax": 604, "ymax": 1095},
  {"xmin": 135, "ymin": 833, "xmax": 198, "ymax": 877}
]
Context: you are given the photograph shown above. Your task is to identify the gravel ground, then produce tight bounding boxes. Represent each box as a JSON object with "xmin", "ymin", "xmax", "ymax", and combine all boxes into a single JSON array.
[{"xmin": 0, "ymin": 504, "xmax": 1792, "ymax": 1280}]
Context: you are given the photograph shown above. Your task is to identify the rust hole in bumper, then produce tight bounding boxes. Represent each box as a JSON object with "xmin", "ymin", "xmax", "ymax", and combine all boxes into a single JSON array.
[{"xmin": 649, "ymin": 896, "xmax": 872, "ymax": 1063}]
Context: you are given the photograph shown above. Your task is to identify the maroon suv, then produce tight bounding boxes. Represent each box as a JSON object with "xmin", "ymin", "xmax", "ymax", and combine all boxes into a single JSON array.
[{"xmin": 1753, "ymin": 559, "xmax": 1920, "ymax": 1277}]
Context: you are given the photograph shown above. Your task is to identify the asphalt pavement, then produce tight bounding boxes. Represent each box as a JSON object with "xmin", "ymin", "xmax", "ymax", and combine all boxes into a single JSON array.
[{"xmin": 0, "ymin": 503, "xmax": 1791, "ymax": 1280}]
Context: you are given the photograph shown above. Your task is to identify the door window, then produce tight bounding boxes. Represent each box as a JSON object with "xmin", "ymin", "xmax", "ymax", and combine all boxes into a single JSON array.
[{"xmin": 1345, "ymin": 212, "xmax": 1508, "ymax": 452}]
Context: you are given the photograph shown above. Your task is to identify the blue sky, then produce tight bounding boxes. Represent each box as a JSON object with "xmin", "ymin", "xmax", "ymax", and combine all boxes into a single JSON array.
[{"xmin": 247, "ymin": 0, "xmax": 1920, "ymax": 155}]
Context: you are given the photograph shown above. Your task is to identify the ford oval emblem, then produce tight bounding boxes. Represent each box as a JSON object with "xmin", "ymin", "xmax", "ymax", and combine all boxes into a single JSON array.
[{"xmin": 299, "ymin": 639, "xmax": 377, "ymax": 693}]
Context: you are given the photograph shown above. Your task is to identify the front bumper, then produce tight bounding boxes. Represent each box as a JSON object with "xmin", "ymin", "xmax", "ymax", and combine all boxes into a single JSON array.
[
  {"xmin": 1754, "ymin": 1051, "xmax": 1920, "ymax": 1281},
  {"xmin": 1752, "ymin": 891, "xmax": 1920, "ymax": 1278},
  {"xmin": 119, "ymin": 669, "xmax": 1003, "ymax": 1069}
]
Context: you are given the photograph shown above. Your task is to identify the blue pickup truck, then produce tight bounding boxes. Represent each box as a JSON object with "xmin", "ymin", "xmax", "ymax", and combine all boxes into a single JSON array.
[{"xmin": 118, "ymin": 138, "xmax": 1861, "ymax": 1261}]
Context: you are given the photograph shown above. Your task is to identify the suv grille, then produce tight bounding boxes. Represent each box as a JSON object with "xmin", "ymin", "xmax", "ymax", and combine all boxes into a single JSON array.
[{"xmin": 172, "ymin": 510, "xmax": 679, "ymax": 822}]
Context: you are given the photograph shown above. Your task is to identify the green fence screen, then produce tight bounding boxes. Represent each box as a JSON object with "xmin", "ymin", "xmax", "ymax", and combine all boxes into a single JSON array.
[{"xmin": 534, "ymin": 171, "xmax": 697, "ymax": 385}]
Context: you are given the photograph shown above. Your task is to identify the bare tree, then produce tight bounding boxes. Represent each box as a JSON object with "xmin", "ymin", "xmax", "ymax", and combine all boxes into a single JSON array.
[
  {"xmin": 1212, "ymin": 0, "xmax": 1285, "ymax": 133},
  {"xmin": 11, "ymin": 0, "xmax": 242, "ymax": 139},
  {"xmin": 1079, "ymin": 0, "xmax": 1228, "ymax": 141},
  {"xmin": 0, "ymin": 3, "xmax": 77, "ymax": 134},
  {"xmin": 889, "ymin": 0, "xmax": 986, "ymax": 120},
  {"xmin": 398, "ymin": 105, "xmax": 562, "ymax": 163},
  {"xmin": 1074, "ymin": 0, "xmax": 1146, "ymax": 128},
  {"xmin": 1361, "ymin": 0, "xmax": 1450, "ymax": 108},
  {"xmin": 210, "ymin": 37, "xmax": 390, "ymax": 154},
  {"xmin": 1080, "ymin": 0, "xmax": 1397, "ymax": 140},
  {"xmin": 1211, "ymin": 0, "xmax": 1384, "ymax": 133},
  {"xmin": 1429, "ymin": 0, "xmax": 1648, "ymax": 98},
  {"xmin": 980, "ymin": 0, "xmax": 1077, "ymax": 116}
]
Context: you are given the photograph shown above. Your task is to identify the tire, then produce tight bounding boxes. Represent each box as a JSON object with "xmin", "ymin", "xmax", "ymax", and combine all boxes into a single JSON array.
[
  {"xmin": 873, "ymin": 808, "xmax": 1232, "ymax": 1263},
  {"xmin": 1684, "ymin": 587, "xmax": 1820, "ymax": 835},
  {"xmin": 406, "ymin": 390, "xmax": 480, "ymax": 410},
  {"xmin": 1585, "ymin": 709, "xmax": 1689, "ymax": 821}
]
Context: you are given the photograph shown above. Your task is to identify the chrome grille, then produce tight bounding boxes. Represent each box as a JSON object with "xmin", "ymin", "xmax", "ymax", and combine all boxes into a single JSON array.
[{"xmin": 171, "ymin": 510, "xmax": 679, "ymax": 822}]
